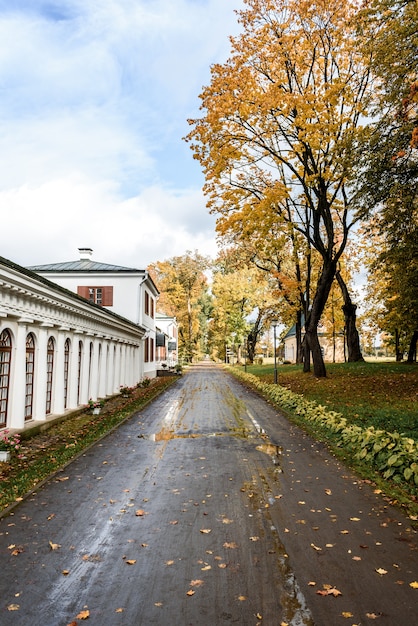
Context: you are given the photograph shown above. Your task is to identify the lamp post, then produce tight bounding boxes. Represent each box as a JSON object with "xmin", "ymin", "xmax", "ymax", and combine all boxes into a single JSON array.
[{"xmin": 272, "ymin": 320, "xmax": 278, "ymax": 384}]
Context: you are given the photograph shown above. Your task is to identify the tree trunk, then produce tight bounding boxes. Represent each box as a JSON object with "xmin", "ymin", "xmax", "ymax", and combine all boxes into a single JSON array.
[
  {"xmin": 247, "ymin": 311, "xmax": 263, "ymax": 364},
  {"xmin": 295, "ymin": 309, "xmax": 304, "ymax": 364},
  {"xmin": 395, "ymin": 329, "xmax": 403, "ymax": 361},
  {"xmin": 407, "ymin": 330, "xmax": 418, "ymax": 363},
  {"xmin": 335, "ymin": 271, "xmax": 365, "ymax": 362},
  {"xmin": 304, "ymin": 260, "xmax": 338, "ymax": 377}
]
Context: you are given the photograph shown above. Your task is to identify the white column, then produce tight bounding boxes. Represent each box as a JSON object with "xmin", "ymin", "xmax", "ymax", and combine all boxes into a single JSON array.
[
  {"xmin": 10, "ymin": 322, "xmax": 28, "ymax": 429},
  {"xmin": 98, "ymin": 340, "xmax": 108, "ymax": 398},
  {"xmin": 78, "ymin": 338, "xmax": 91, "ymax": 406},
  {"xmin": 52, "ymin": 331, "xmax": 66, "ymax": 415},
  {"xmin": 33, "ymin": 326, "xmax": 49, "ymax": 421},
  {"xmin": 114, "ymin": 343, "xmax": 121, "ymax": 391},
  {"xmin": 107, "ymin": 342, "xmax": 115, "ymax": 395},
  {"xmin": 68, "ymin": 334, "xmax": 81, "ymax": 409},
  {"xmin": 89, "ymin": 338, "xmax": 100, "ymax": 400}
]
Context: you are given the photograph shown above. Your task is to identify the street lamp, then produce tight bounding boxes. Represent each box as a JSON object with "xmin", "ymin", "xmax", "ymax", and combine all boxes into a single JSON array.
[{"xmin": 272, "ymin": 320, "xmax": 278, "ymax": 384}]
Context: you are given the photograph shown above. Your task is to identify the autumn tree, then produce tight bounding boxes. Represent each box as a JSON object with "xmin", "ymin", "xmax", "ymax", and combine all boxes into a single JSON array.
[
  {"xmin": 361, "ymin": 192, "xmax": 418, "ymax": 362},
  {"xmin": 210, "ymin": 250, "xmax": 275, "ymax": 363},
  {"xmin": 149, "ymin": 251, "xmax": 211, "ymax": 362},
  {"xmin": 186, "ymin": 0, "xmax": 373, "ymax": 376},
  {"xmin": 354, "ymin": 0, "xmax": 418, "ymax": 361}
]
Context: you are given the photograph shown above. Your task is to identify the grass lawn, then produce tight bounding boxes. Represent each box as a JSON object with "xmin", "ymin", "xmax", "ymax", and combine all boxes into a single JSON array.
[{"xmin": 244, "ymin": 361, "xmax": 418, "ymax": 440}]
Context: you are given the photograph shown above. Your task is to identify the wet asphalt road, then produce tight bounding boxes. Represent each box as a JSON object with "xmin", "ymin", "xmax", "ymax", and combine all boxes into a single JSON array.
[{"xmin": 0, "ymin": 363, "xmax": 417, "ymax": 626}]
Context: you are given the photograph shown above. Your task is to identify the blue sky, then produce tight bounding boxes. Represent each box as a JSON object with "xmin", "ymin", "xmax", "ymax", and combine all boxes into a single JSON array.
[{"xmin": 0, "ymin": 0, "xmax": 244, "ymax": 268}]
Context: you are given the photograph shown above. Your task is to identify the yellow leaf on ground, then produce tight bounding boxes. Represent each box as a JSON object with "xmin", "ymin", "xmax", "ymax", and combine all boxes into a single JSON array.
[
  {"xmin": 186, "ymin": 590, "xmax": 195, "ymax": 596},
  {"xmin": 7, "ymin": 604, "xmax": 20, "ymax": 611},
  {"xmin": 49, "ymin": 541, "xmax": 61, "ymax": 550},
  {"xmin": 200, "ymin": 529, "xmax": 211, "ymax": 534},
  {"xmin": 409, "ymin": 581, "xmax": 418, "ymax": 588},
  {"xmin": 375, "ymin": 568, "xmax": 388, "ymax": 575},
  {"xmin": 125, "ymin": 559, "xmax": 136, "ymax": 565},
  {"xmin": 76, "ymin": 610, "xmax": 90, "ymax": 619}
]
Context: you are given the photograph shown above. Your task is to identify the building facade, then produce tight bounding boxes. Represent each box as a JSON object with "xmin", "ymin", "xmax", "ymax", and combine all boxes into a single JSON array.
[
  {"xmin": 0, "ymin": 255, "xmax": 148, "ymax": 431},
  {"xmin": 28, "ymin": 248, "xmax": 159, "ymax": 380}
]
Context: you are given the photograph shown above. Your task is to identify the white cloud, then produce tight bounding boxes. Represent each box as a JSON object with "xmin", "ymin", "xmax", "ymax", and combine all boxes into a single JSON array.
[{"xmin": 0, "ymin": 0, "xmax": 243, "ymax": 269}]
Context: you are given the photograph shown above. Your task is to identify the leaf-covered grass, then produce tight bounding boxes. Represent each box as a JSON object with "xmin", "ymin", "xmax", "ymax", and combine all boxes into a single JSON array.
[
  {"xmin": 244, "ymin": 361, "xmax": 418, "ymax": 440},
  {"xmin": 0, "ymin": 377, "xmax": 177, "ymax": 513}
]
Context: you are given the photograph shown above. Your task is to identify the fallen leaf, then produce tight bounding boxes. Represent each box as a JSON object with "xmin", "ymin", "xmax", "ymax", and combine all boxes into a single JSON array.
[
  {"xmin": 115, "ymin": 608, "xmax": 124, "ymax": 613},
  {"xmin": 409, "ymin": 581, "xmax": 418, "ymax": 588},
  {"xmin": 135, "ymin": 510, "xmax": 146, "ymax": 516},
  {"xmin": 366, "ymin": 613, "xmax": 381, "ymax": 619},
  {"xmin": 200, "ymin": 528, "xmax": 211, "ymax": 534},
  {"xmin": 125, "ymin": 560, "xmax": 136, "ymax": 565},
  {"xmin": 325, "ymin": 489, "xmax": 332, "ymax": 495},
  {"xmin": 316, "ymin": 586, "xmax": 342, "ymax": 597},
  {"xmin": 340, "ymin": 530, "xmax": 349, "ymax": 535},
  {"xmin": 191, "ymin": 580, "xmax": 204, "ymax": 587},
  {"xmin": 308, "ymin": 581, "xmax": 316, "ymax": 586},
  {"xmin": 223, "ymin": 542, "xmax": 238, "ymax": 549},
  {"xmin": 7, "ymin": 604, "xmax": 20, "ymax": 611},
  {"xmin": 201, "ymin": 565, "xmax": 211, "ymax": 571},
  {"xmin": 186, "ymin": 590, "xmax": 195, "ymax": 596},
  {"xmin": 375, "ymin": 568, "xmax": 387, "ymax": 575},
  {"xmin": 165, "ymin": 560, "xmax": 175, "ymax": 566},
  {"xmin": 47, "ymin": 514, "xmax": 56, "ymax": 521},
  {"xmin": 342, "ymin": 611, "xmax": 353, "ymax": 618},
  {"xmin": 352, "ymin": 556, "xmax": 362, "ymax": 561},
  {"xmin": 62, "ymin": 570, "xmax": 70, "ymax": 575},
  {"xmin": 49, "ymin": 541, "xmax": 61, "ymax": 550},
  {"xmin": 218, "ymin": 563, "xmax": 227, "ymax": 569},
  {"xmin": 169, "ymin": 520, "xmax": 178, "ymax": 525},
  {"xmin": 310, "ymin": 543, "xmax": 322, "ymax": 551},
  {"xmin": 250, "ymin": 536, "xmax": 260, "ymax": 542},
  {"xmin": 76, "ymin": 610, "xmax": 90, "ymax": 619},
  {"xmin": 350, "ymin": 517, "xmax": 361, "ymax": 521},
  {"xmin": 238, "ymin": 595, "xmax": 247, "ymax": 601}
]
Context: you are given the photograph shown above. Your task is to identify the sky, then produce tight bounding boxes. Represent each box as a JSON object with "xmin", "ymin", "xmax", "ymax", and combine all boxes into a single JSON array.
[{"xmin": 0, "ymin": 0, "xmax": 244, "ymax": 269}]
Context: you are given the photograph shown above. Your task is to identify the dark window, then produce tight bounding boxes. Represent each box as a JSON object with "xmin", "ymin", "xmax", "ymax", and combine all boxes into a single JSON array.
[
  {"xmin": 64, "ymin": 338, "xmax": 70, "ymax": 409},
  {"xmin": 77, "ymin": 286, "xmax": 113, "ymax": 306},
  {"xmin": 25, "ymin": 333, "xmax": 35, "ymax": 420},
  {"xmin": 0, "ymin": 329, "xmax": 12, "ymax": 427},
  {"xmin": 46, "ymin": 337, "xmax": 55, "ymax": 414}
]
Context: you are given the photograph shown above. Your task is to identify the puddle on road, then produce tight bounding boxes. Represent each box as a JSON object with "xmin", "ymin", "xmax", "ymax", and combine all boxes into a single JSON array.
[
  {"xmin": 138, "ymin": 428, "xmax": 284, "ymax": 474},
  {"xmin": 256, "ymin": 443, "xmax": 283, "ymax": 468}
]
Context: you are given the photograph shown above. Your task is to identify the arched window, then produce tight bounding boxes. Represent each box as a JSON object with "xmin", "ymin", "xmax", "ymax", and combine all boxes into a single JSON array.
[
  {"xmin": 64, "ymin": 338, "xmax": 70, "ymax": 409},
  {"xmin": 25, "ymin": 333, "xmax": 35, "ymax": 420},
  {"xmin": 0, "ymin": 329, "xmax": 12, "ymax": 427},
  {"xmin": 46, "ymin": 337, "xmax": 55, "ymax": 414}
]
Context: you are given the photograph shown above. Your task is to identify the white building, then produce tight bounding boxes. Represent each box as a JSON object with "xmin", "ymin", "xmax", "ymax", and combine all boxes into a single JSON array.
[
  {"xmin": 155, "ymin": 313, "xmax": 178, "ymax": 369},
  {"xmin": 28, "ymin": 248, "xmax": 159, "ymax": 380},
  {"xmin": 0, "ymin": 254, "xmax": 149, "ymax": 431}
]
